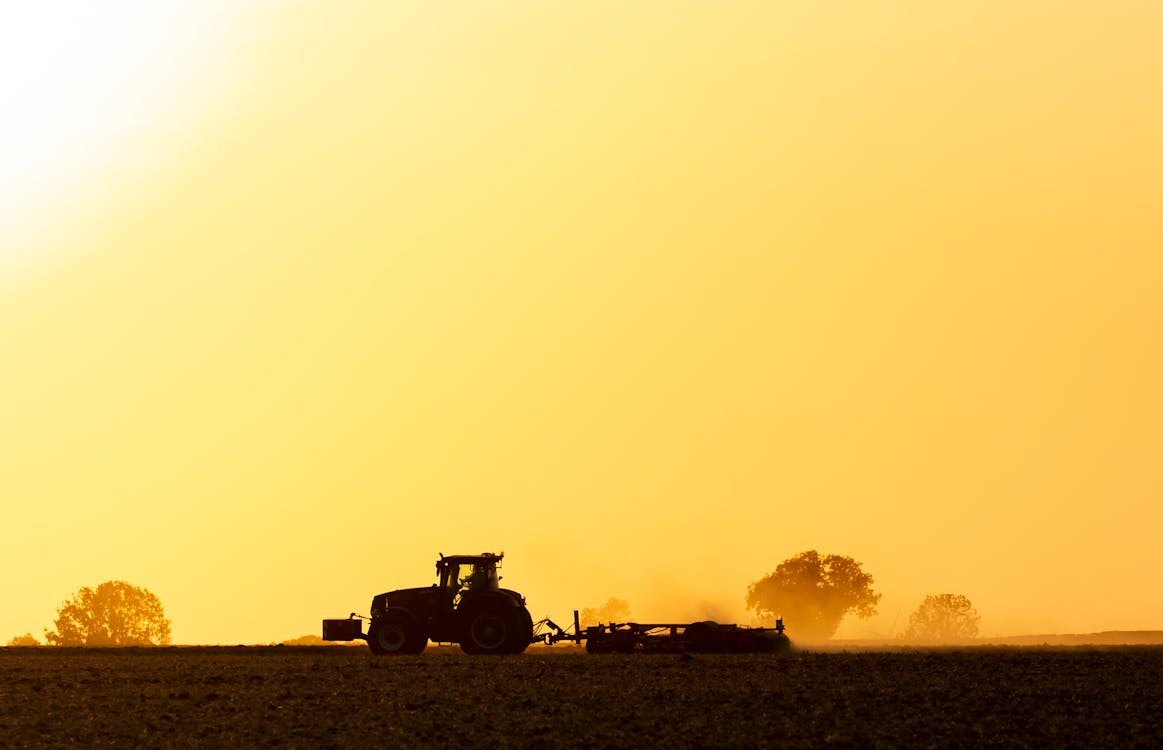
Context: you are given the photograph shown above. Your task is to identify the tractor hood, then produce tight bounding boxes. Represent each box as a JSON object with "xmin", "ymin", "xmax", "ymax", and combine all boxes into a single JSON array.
[{"xmin": 371, "ymin": 586, "xmax": 438, "ymax": 616}]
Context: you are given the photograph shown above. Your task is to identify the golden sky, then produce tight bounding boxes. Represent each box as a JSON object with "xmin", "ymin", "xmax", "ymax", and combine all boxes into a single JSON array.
[{"xmin": 3, "ymin": 1, "xmax": 1161, "ymax": 644}]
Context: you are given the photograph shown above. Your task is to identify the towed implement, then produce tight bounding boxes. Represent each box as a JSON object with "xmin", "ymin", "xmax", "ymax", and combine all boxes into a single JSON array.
[
  {"xmin": 323, "ymin": 552, "xmax": 790, "ymax": 655},
  {"xmin": 539, "ymin": 612, "xmax": 790, "ymax": 654}
]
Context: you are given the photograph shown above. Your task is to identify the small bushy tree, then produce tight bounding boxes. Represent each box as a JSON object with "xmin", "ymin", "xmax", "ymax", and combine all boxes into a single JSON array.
[
  {"xmin": 746, "ymin": 550, "xmax": 881, "ymax": 640},
  {"xmin": 7, "ymin": 633, "xmax": 40, "ymax": 647},
  {"xmin": 902, "ymin": 594, "xmax": 980, "ymax": 642},
  {"xmin": 45, "ymin": 580, "xmax": 171, "ymax": 646}
]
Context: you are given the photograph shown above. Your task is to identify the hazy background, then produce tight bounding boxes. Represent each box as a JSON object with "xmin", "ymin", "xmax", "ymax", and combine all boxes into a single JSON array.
[{"xmin": 3, "ymin": 1, "xmax": 1161, "ymax": 644}]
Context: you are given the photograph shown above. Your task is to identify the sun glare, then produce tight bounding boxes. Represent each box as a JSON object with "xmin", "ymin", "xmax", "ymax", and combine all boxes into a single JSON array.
[{"xmin": 0, "ymin": 1, "xmax": 246, "ymax": 271}]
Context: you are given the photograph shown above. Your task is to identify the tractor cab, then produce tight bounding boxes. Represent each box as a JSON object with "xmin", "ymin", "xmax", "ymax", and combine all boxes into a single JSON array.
[{"xmin": 437, "ymin": 552, "xmax": 501, "ymax": 603}]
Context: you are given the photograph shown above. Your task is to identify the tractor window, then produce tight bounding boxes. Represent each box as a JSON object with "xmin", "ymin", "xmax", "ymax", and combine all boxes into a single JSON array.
[
  {"xmin": 449, "ymin": 563, "xmax": 468, "ymax": 591},
  {"xmin": 439, "ymin": 563, "xmax": 456, "ymax": 591},
  {"xmin": 459, "ymin": 562, "xmax": 498, "ymax": 593}
]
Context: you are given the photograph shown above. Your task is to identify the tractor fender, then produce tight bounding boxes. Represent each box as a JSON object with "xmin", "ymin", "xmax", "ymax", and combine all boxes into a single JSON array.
[{"xmin": 458, "ymin": 590, "xmax": 523, "ymax": 613}]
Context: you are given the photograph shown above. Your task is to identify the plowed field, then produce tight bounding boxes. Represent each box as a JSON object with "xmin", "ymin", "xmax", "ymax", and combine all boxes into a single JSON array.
[{"xmin": 2, "ymin": 646, "xmax": 1159, "ymax": 747}]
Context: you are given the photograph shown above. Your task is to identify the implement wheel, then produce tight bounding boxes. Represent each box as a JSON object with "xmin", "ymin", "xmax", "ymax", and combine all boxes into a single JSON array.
[
  {"xmin": 367, "ymin": 611, "xmax": 426, "ymax": 655},
  {"xmin": 586, "ymin": 630, "xmax": 637, "ymax": 653}
]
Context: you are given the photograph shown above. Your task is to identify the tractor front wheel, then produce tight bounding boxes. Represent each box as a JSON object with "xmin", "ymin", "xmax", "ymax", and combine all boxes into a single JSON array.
[{"xmin": 367, "ymin": 611, "xmax": 427, "ymax": 655}]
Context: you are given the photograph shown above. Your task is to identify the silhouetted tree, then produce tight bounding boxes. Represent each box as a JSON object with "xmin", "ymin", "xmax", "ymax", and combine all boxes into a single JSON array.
[
  {"xmin": 746, "ymin": 550, "xmax": 881, "ymax": 640},
  {"xmin": 579, "ymin": 597, "xmax": 631, "ymax": 627},
  {"xmin": 45, "ymin": 580, "xmax": 171, "ymax": 646},
  {"xmin": 7, "ymin": 633, "xmax": 40, "ymax": 646},
  {"xmin": 902, "ymin": 594, "xmax": 980, "ymax": 642}
]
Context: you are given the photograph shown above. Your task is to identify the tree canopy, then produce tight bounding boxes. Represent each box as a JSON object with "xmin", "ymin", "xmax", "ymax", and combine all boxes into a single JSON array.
[
  {"xmin": 45, "ymin": 580, "xmax": 171, "ymax": 646},
  {"xmin": 902, "ymin": 594, "xmax": 981, "ymax": 642},
  {"xmin": 746, "ymin": 550, "xmax": 881, "ymax": 641}
]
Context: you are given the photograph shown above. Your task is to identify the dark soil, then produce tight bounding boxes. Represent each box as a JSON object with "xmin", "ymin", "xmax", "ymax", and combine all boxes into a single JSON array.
[{"xmin": 1, "ymin": 646, "xmax": 1159, "ymax": 748}]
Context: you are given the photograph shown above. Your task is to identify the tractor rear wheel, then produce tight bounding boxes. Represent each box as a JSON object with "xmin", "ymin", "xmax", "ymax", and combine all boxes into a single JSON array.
[
  {"xmin": 503, "ymin": 607, "xmax": 534, "ymax": 655},
  {"xmin": 460, "ymin": 605, "xmax": 521, "ymax": 655},
  {"xmin": 367, "ymin": 611, "xmax": 427, "ymax": 655}
]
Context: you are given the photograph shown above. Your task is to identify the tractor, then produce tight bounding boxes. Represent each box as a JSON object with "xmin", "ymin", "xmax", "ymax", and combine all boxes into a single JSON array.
[{"xmin": 323, "ymin": 552, "xmax": 534, "ymax": 655}]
